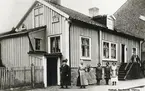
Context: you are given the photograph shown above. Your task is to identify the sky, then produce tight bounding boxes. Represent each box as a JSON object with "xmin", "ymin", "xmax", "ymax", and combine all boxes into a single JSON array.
[{"xmin": 0, "ymin": 0, "xmax": 126, "ymax": 33}]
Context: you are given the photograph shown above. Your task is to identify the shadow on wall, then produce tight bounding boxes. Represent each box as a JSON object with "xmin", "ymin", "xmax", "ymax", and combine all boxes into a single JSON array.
[{"xmin": 0, "ymin": 59, "xmax": 5, "ymax": 67}]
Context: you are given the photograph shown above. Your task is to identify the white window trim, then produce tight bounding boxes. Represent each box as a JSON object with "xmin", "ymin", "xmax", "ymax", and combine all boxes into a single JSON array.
[
  {"xmin": 48, "ymin": 34, "xmax": 62, "ymax": 53},
  {"xmin": 102, "ymin": 40, "xmax": 118, "ymax": 61},
  {"xmin": 80, "ymin": 36, "xmax": 91, "ymax": 60},
  {"xmin": 33, "ymin": 3, "xmax": 44, "ymax": 28}
]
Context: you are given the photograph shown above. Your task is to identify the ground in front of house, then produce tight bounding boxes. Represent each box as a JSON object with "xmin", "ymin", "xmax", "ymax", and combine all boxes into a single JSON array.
[{"xmin": 3, "ymin": 78, "xmax": 145, "ymax": 91}]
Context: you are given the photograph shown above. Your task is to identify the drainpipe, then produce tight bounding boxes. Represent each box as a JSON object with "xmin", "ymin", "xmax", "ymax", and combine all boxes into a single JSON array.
[
  {"xmin": 68, "ymin": 18, "xmax": 72, "ymax": 85},
  {"xmin": 141, "ymin": 39, "xmax": 145, "ymax": 61},
  {"xmin": 99, "ymin": 29, "xmax": 102, "ymax": 65}
]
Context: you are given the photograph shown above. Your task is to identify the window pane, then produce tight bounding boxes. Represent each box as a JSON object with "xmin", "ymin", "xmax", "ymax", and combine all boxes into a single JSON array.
[
  {"xmin": 111, "ymin": 44, "xmax": 116, "ymax": 59},
  {"xmin": 34, "ymin": 16, "xmax": 39, "ymax": 27},
  {"xmin": 103, "ymin": 42, "xmax": 109, "ymax": 59},
  {"xmin": 50, "ymin": 36, "xmax": 60, "ymax": 53},
  {"xmin": 39, "ymin": 7, "xmax": 43, "ymax": 14},
  {"xmin": 81, "ymin": 37, "xmax": 90, "ymax": 57},
  {"xmin": 39, "ymin": 15, "xmax": 43, "ymax": 26},
  {"xmin": 34, "ymin": 9, "xmax": 39, "ymax": 15},
  {"xmin": 35, "ymin": 39, "xmax": 41, "ymax": 50}
]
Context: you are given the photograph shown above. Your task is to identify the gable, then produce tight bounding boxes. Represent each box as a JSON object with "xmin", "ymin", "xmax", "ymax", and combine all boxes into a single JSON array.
[{"xmin": 16, "ymin": 0, "xmax": 69, "ymax": 30}]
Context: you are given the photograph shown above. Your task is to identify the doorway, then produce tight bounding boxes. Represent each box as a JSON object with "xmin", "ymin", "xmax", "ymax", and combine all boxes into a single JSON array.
[
  {"xmin": 121, "ymin": 44, "xmax": 127, "ymax": 63},
  {"xmin": 47, "ymin": 57, "xmax": 58, "ymax": 86}
]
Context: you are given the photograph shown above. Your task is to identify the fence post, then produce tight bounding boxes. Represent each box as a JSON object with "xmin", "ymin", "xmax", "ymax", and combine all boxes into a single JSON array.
[
  {"xmin": 31, "ymin": 63, "xmax": 35, "ymax": 88},
  {"xmin": 24, "ymin": 67, "xmax": 26, "ymax": 84}
]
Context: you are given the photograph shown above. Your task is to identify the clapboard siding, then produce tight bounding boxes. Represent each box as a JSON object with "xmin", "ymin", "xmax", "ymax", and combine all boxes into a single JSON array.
[
  {"xmin": 102, "ymin": 31, "xmax": 140, "ymax": 63},
  {"xmin": 44, "ymin": 4, "xmax": 69, "ymax": 60},
  {"xmin": 1, "ymin": 36, "xmax": 30, "ymax": 67},
  {"xmin": 70, "ymin": 24, "xmax": 99, "ymax": 67},
  {"xmin": 17, "ymin": 3, "xmax": 68, "ymax": 60}
]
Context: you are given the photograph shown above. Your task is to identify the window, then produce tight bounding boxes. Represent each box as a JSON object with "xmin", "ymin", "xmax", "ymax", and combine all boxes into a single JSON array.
[
  {"xmin": 35, "ymin": 38, "xmax": 41, "ymax": 50},
  {"xmin": 103, "ymin": 42, "xmax": 109, "ymax": 59},
  {"xmin": 111, "ymin": 44, "xmax": 116, "ymax": 59},
  {"xmin": 34, "ymin": 4, "xmax": 43, "ymax": 27},
  {"xmin": 50, "ymin": 36, "xmax": 60, "ymax": 53},
  {"xmin": 81, "ymin": 37, "xmax": 90, "ymax": 58},
  {"xmin": 103, "ymin": 41, "xmax": 117, "ymax": 60}
]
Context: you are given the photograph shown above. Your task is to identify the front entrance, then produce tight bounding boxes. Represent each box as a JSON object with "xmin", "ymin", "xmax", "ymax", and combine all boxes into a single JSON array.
[
  {"xmin": 47, "ymin": 57, "xmax": 58, "ymax": 86},
  {"xmin": 121, "ymin": 44, "xmax": 127, "ymax": 63}
]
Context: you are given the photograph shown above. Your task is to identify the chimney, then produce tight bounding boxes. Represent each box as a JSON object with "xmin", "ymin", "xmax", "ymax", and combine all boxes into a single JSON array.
[
  {"xmin": 46, "ymin": 0, "xmax": 61, "ymax": 5},
  {"xmin": 89, "ymin": 7, "xmax": 99, "ymax": 17}
]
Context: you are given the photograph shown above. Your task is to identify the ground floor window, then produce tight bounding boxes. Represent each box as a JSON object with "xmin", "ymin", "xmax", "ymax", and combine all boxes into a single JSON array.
[
  {"xmin": 50, "ymin": 36, "xmax": 60, "ymax": 53},
  {"xmin": 81, "ymin": 36, "xmax": 91, "ymax": 59},
  {"xmin": 103, "ymin": 41, "xmax": 117, "ymax": 60}
]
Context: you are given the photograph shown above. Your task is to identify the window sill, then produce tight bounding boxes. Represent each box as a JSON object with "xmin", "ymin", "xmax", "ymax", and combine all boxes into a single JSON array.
[
  {"xmin": 102, "ymin": 59, "xmax": 118, "ymax": 61},
  {"xmin": 80, "ymin": 57, "xmax": 91, "ymax": 61}
]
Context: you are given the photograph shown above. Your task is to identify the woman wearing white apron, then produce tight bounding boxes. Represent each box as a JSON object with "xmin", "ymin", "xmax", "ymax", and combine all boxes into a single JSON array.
[
  {"xmin": 78, "ymin": 61, "xmax": 88, "ymax": 88},
  {"xmin": 111, "ymin": 62, "xmax": 118, "ymax": 85}
]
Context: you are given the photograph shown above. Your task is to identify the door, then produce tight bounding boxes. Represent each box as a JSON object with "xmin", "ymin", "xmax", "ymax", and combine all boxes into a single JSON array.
[
  {"xmin": 47, "ymin": 57, "xmax": 58, "ymax": 86},
  {"xmin": 121, "ymin": 44, "xmax": 127, "ymax": 63}
]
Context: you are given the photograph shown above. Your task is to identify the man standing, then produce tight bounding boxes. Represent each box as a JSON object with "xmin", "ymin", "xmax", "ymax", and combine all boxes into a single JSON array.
[{"xmin": 60, "ymin": 59, "xmax": 70, "ymax": 89}]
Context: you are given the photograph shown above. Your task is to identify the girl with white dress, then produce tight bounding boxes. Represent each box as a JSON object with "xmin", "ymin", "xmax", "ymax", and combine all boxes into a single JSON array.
[{"xmin": 111, "ymin": 62, "xmax": 118, "ymax": 85}]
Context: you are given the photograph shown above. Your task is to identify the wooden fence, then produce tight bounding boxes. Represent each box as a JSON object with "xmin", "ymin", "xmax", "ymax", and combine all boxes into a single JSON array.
[{"xmin": 0, "ymin": 64, "xmax": 44, "ymax": 90}]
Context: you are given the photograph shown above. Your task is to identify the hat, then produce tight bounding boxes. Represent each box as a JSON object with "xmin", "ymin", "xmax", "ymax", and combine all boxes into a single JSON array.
[{"xmin": 62, "ymin": 59, "xmax": 67, "ymax": 62}]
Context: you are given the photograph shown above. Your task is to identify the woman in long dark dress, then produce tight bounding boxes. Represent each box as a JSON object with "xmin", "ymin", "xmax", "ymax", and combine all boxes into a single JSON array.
[
  {"xmin": 104, "ymin": 62, "xmax": 111, "ymax": 85},
  {"xmin": 60, "ymin": 59, "xmax": 70, "ymax": 89},
  {"xmin": 96, "ymin": 63, "xmax": 102, "ymax": 85}
]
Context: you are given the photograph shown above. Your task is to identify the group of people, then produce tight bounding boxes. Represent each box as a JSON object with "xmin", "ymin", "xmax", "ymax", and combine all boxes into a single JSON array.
[
  {"xmin": 60, "ymin": 59, "xmax": 118, "ymax": 89},
  {"xmin": 77, "ymin": 61, "xmax": 118, "ymax": 89}
]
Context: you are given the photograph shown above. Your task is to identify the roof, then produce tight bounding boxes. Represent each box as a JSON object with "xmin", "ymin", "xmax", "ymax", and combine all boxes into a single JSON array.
[
  {"xmin": 114, "ymin": 0, "xmax": 145, "ymax": 39},
  {"xmin": 0, "ymin": 26, "xmax": 46, "ymax": 39},
  {"xmin": 15, "ymin": 0, "xmax": 143, "ymax": 40},
  {"xmin": 44, "ymin": 0, "xmax": 106, "ymax": 28}
]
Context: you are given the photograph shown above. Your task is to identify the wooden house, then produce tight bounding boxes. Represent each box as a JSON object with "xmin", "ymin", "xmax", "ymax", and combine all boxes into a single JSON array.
[
  {"xmin": 0, "ymin": 0, "xmax": 144, "ymax": 87},
  {"xmin": 114, "ymin": 0, "xmax": 145, "ymax": 61}
]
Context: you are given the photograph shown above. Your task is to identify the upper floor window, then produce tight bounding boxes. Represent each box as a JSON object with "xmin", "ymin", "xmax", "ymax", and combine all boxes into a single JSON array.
[
  {"xmin": 81, "ymin": 37, "xmax": 91, "ymax": 58},
  {"xmin": 50, "ymin": 36, "xmax": 60, "ymax": 53},
  {"xmin": 34, "ymin": 3, "xmax": 43, "ymax": 27},
  {"xmin": 103, "ymin": 41, "xmax": 117, "ymax": 60},
  {"xmin": 35, "ymin": 38, "xmax": 41, "ymax": 50}
]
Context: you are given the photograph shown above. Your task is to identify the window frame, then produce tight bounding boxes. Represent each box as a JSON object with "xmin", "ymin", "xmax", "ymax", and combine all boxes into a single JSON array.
[
  {"xmin": 102, "ymin": 40, "xmax": 118, "ymax": 61},
  {"xmin": 35, "ymin": 38, "xmax": 42, "ymax": 51},
  {"xmin": 33, "ymin": 3, "xmax": 44, "ymax": 28},
  {"xmin": 48, "ymin": 35, "xmax": 62, "ymax": 54},
  {"xmin": 80, "ymin": 36, "xmax": 91, "ymax": 60}
]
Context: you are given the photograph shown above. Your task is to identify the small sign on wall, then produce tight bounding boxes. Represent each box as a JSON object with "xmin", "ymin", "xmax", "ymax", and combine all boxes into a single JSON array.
[{"xmin": 52, "ymin": 15, "xmax": 60, "ymax": 23}]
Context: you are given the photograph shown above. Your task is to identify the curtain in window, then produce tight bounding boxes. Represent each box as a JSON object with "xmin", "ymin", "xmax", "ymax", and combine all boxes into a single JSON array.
[
  {"xmin": 103, "ymin": 42, "xmax": 109, "ymax": 58},
  {"xmin": 81, "ymin": 38, "xmax": 90, "ymax": 57},
  {"xmin": 111, "ymin": 44, "xmax": 116, "ymax": 59}
]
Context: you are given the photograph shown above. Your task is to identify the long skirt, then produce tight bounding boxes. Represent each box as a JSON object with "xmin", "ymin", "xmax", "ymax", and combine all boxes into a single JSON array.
[{"xmin": 79, "ymin": 70, "xmax": 88, "ymax": 86}]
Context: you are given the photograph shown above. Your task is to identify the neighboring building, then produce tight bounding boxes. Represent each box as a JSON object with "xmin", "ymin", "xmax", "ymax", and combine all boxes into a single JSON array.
[
  {"xmin": 0, "ymin": 0, "xmax": 144, "ymax": 87},
  {"xmin": 114, "ymin": 0, "xmax": 145, "ymax": 60}
]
